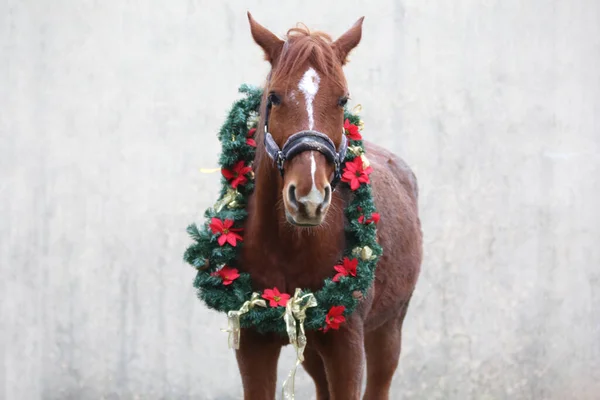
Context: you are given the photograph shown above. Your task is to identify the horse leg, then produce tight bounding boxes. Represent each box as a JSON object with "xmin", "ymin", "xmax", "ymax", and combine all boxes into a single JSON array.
[
  {"xmin": 362, "ymin": 304, "xmax": 409, "ymax": 400},
  {"xmin": 235, "ymin": 328, "xmax": 282, "ymax": 400},
  {"xmin": 316, "ymin": 323, "xmax": 365, "ymax": 400},
  {"xmin": 302, "ymin": 347, "xmax": 330, "ymax": 400}
]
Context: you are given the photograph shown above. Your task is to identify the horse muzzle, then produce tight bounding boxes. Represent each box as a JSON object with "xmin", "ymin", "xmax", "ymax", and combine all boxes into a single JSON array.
[{"xmin": 284, "ymin": 182, "xmax": 331, "ymax": 226}]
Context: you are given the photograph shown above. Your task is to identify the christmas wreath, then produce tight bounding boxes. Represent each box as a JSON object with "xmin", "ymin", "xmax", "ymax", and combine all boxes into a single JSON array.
[{"xmin": 184, "ymin": 84, "xmax": 382, "ymax": 339}]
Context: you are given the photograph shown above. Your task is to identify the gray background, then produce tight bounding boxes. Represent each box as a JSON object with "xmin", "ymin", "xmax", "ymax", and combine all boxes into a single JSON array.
[{"xmin": 1, "ymin": 0, "xmax": 599, "ymax": 399}]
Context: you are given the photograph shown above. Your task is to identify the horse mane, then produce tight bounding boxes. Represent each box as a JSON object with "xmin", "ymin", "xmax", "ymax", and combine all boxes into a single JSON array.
[{"xmin": 270, "ymin": 24, "xmax": 345, "ymax": 89}]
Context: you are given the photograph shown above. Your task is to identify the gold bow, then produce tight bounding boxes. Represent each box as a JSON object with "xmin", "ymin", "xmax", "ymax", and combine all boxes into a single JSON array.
[
  {"xmin": 222, "ymin": 292, "xmax": 267, "ymax": 349},
  {"xmin": 281, "ymin": 289, "xmax": 318, "ymax": 400},
  {"xmin": 352, "ymin": 245, "xmax": 376, "ymax": 261},
  {"xmin": 213, "ymin": 188, "xmax": 240, "ymax": 212},
  {"xmin": 347, "ymin": 145, "xmax": 364, "ymax": 157}
]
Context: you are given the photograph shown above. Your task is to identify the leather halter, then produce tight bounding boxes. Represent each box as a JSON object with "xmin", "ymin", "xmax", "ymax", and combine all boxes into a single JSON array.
[{"xmin": 263, "ymin": 96, "xmax": 348, "ymax": 190}]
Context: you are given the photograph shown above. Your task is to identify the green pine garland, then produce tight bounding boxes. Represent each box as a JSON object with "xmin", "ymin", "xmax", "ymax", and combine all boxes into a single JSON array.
[{"xmin": 184, "ymin": 84, "xmax": 382, "ymax": 334}]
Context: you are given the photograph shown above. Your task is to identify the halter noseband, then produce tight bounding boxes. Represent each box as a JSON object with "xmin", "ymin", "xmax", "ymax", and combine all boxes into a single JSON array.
[{"xmin": 262, "ymin": 96, "xmax": 348, "ymax": 190}]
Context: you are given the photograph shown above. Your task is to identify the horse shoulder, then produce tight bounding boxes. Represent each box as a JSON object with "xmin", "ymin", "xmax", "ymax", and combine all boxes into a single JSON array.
[{"xmin": 360, "ymin": 140, "xmax": 422, "ymax": 328}]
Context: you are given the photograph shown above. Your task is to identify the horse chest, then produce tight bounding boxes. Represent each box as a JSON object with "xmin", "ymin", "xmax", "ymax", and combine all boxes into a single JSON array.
[{"xmin": 240, "ymin": 242, "xmax": 340, "ymax": 293}]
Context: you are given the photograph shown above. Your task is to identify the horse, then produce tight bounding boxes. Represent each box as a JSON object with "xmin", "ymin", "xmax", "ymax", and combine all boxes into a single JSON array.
[{"xmin": 235, "ymin": 13, "xmax": 422, "ymax": 400}]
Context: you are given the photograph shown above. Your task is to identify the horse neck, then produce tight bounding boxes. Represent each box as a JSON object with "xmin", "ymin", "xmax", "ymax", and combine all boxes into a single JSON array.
[
  {"xmin": 244, "ymin": 148, "xmax": 345, "ymax": 289},
  {"xmin": 248, "ymin": 150, "xmax": 283, "ymax": 229}
]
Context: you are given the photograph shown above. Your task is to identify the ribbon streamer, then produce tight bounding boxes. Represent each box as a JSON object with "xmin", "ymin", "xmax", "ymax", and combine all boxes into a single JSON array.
[
  {"xmin": 361, "ymin": 154, "xmax": 371, "ymax": 169},
  {"xmin": 222, "ymin": 292, "xmax": 267, "ymax": 349},
  {"xmin": 199, "ymin": 167, "xmax": 221, "ymax": 173},
  {"xmin": 281, "ymin": 289, "xmax": 318, "ymax": 400}
]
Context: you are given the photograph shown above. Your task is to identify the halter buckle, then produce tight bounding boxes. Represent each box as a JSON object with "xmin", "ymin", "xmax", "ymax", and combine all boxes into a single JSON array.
[
  {"xmin": 276, "ymin": 151, "xmax": 285, "ymax": 177},
  {"xmin": 331, "ymin": 157, "xmax": 342, "ymax": 191}
]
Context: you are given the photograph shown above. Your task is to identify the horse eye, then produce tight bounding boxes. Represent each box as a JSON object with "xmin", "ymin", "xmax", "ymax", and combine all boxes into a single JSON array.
[
  {"xmin": 338, "ymin": 96, "xmax": 349, "ymax": 107},
  {"xmin": 268, "ymin": 93, "xmax": 282, "ymax": 106}
]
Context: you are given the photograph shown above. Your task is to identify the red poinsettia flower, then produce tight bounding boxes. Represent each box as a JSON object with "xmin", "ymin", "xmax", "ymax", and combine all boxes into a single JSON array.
[
  {"xmin": 332, "ymin": 257, "xmax": 358, "ymax": 282},
  {"xmin": 262, "ymin": 287, "xmax": 291, "ymax": 307},
  {"xmin": 344, "ymin": 119, "xmax": 362, "ymax": 141},
  {"xmin": 324, "ymin": 305, "xmax": 346, "ymax": 332},
  {"xmin": 246, "ymin": 127, "xmax": 257, "ymax": 147},
  {"xmin": 209, "ymin": 217, "xmax": 243, "ymax": 247},
  {"xmin": 210, "ymin": 266, "xmax": 240, "ymax": 285},
  {"xmin": 358, "ymin": 212, "xmax": 380, "ymax": 225},
  {"xmin": 341, "ymin": 157, "xmax": 373, "ymax": 190},
  {"xmin": 222, "ymin": 160, "xmax": 252, "ymax": 189}
]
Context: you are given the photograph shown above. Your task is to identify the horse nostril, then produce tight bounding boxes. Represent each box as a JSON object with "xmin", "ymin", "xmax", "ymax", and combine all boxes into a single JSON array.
[
  {"xmin": 323, "ymin": 185, "xmax": 331, "ymax": 205},
  {"xmin": 288, "ymin": 184, "xmax": 298, "ymax": 209},
  {"xmin": 316, "ymin": 185, "xmax": 332, "ymax": 216}
]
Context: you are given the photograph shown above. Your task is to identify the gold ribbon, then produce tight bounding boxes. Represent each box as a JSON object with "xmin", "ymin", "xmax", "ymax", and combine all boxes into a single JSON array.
[
  {"xmin": 281, "ymin": 289, "xmax": 318, "ymax": 400},
  {"xmin": 352, "ymin": 245, "xmax": 376, "ymax": 261},
  {"xmin": 222, "ymin": 292, "xmax": 267, "ymax": 349},
  {"xmin": 213, "ymin": 188, "xmax": 240, "ymax": 212},
  {"xmin": 361, "ymin": 154, "xmax": 371, "ymax": 169},
  {"xmin": 348, "ymin": 145, "xmax": 364, "ymax": 157},
  {"xmin": 350, "ymin": 104, "xmax": 365, "ymax": 131}
]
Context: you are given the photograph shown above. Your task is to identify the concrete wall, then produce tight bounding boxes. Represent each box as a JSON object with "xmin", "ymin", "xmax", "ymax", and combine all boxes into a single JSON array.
[{"xmin": 1, "ymin": 0, "xmax": 599, "ymax": 399}]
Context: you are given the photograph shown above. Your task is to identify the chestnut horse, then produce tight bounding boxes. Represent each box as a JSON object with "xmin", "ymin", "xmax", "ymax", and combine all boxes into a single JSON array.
[{"xmin": 237, "ymin": 13, "xmax": 422, "ymax": 400}]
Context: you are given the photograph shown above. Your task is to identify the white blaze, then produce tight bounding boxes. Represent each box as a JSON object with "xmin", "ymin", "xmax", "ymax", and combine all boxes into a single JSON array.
[
  {"xmin": 297, "ymin": 68, "xmax": 323, "ymax": 205},
  {"xmin": 298, "ymin": 152, "xmax": 323, "ymax": 205},
  {"xmin": 298, "ymin": 67, "xmax": 320, "ymax": 130}
]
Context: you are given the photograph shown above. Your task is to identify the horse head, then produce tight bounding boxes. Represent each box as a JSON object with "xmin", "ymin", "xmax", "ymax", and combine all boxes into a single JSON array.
[{"xmin": 248, "ymin": 12, "xmax": 363, "ymax": 226}]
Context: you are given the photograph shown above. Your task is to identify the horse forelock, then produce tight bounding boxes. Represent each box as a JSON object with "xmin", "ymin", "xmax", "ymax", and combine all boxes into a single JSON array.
[{"xmin": 270, "ymin": 24, "xmax": 345, "ymax": 90}]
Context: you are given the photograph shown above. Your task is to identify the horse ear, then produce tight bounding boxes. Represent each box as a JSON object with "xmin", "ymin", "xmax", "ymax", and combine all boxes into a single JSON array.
[
  {"xmin": 247, "ymin": 12, "xmax": 284, "ymax": 64},
  {"xmin": 332, "ymin": 17, "xmax": 364, "ymax": 65}
]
